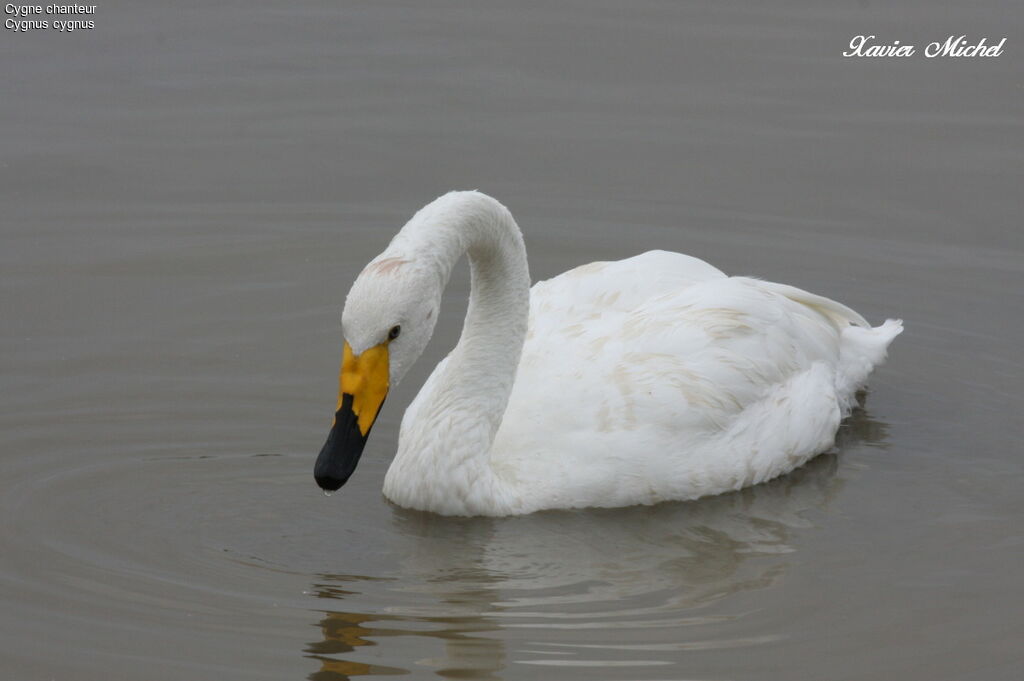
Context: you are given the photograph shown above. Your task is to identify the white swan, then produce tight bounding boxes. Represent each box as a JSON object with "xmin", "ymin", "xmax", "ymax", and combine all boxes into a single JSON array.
[{"xmin": 314, "ymin": 191, "xmax": 902, "ymax": 516}]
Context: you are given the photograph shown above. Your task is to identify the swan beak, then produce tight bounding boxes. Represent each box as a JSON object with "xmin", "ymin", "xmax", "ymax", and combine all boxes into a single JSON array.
[{"xmin": 314, "ymin": 341, "xmax": 389, "ymax": 492}]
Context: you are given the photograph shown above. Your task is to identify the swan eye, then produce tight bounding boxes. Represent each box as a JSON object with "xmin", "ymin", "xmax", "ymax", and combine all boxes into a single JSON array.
[{"xmin": 388, "ymin": 325, "xmax": 401, "ymax": 341}]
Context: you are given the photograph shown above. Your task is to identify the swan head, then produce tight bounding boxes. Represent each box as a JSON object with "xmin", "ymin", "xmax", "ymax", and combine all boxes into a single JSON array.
[{"xmin": 314, "ymin": 252, "xmax": 442, "ymax": 492}]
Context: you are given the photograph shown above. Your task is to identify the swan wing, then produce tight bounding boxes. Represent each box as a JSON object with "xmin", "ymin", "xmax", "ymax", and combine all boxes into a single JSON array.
[{"xmin": 491, "ymin": 252, "xmax": 900, "ymax": 511}]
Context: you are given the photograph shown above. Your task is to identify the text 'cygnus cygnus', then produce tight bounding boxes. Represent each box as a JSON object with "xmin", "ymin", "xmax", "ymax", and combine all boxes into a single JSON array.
[{"xmin": 314, "ymin": 191, "xmax": 902, "ymax": 516}]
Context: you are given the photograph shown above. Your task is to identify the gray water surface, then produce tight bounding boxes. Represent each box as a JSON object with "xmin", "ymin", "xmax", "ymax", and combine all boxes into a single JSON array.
[{"xmin": 2, "ymin": 2, "xmax": 1023, "ymax": 680}]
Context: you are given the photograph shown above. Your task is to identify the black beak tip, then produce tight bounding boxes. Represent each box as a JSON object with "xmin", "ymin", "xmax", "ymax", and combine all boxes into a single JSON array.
[
  {"xmin": 315, "ymin": 397, "xmax": 374, "ymax": 496},
  {"xmin": 314, "ymin": 472, "xmax": 347, "ymax": 492}
]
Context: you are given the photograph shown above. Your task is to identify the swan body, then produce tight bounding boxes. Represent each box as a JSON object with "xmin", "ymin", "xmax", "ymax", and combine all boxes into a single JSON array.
[{"xmin": 316, "ymin": 191, "xmax": 902, "ymax": 516}]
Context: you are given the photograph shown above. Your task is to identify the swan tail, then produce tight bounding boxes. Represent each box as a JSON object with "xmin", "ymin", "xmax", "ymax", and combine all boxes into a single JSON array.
[
  {"xmin": 835, "ymin": 318, "xmax": 903, "ymax": 412},
  {"xmin": 756, "ymin": 280, "xmax": 901, "ymax": 412}
]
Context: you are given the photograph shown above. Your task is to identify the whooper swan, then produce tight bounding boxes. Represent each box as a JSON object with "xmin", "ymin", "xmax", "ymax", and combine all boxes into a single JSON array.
[{"xmin": 314, "ymin": 191, "xmax": 902, "ymax": 516}]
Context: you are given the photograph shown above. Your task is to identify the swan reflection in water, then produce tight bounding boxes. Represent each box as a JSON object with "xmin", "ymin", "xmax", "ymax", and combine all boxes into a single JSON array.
[{"xmin": 304, "ymin": 407, "xmax": 889, "ymax": 680}]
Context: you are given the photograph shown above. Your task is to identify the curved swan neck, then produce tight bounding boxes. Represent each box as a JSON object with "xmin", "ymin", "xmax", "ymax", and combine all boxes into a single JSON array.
[
  {"xmin": 398, "ymin": 191, "xmax": 531, "ymax": 431},
  {"xmin": 382, "ymin": 192, "xmax": 531, "ymax": 514}
]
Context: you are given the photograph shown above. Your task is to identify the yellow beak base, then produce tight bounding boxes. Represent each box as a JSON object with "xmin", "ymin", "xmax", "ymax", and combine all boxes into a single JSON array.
[{"xmin": 337, "ymin": 341, "xmax": 390, "ymax": 435}]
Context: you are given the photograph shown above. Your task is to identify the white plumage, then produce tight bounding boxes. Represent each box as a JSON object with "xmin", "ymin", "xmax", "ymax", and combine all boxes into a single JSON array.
[{"xmin": 327, "ymin": 191, "xmax": 901, "ymax": 516}]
